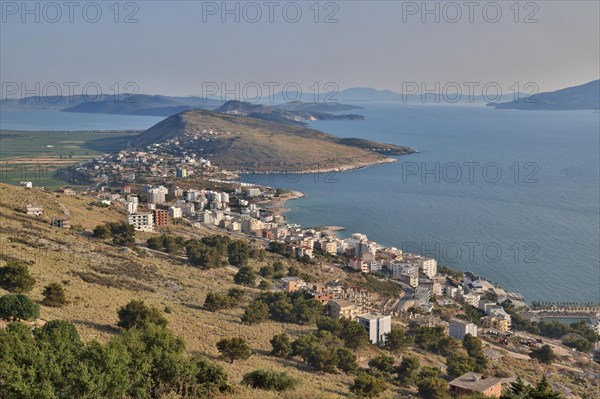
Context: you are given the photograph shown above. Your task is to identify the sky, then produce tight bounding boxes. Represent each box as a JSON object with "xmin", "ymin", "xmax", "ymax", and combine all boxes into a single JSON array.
[{"xmin": 1, "ymin": 0, "xmax": 599, "ymax": 99}]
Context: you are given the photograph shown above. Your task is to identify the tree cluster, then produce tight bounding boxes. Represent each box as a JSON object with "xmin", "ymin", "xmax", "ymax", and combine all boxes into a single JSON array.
[
  {"xmin": 185, "ymin": 235, "xmax": 251, "ymax": 269},
  {"xmin": 241, "ymin": 291, "xmax": 324, "ymax": 325},
  {"xmin": 316, "ymin": 316, "xmax": 370, "ymax": 349},
  {"xmin": 290, "ymin": 330, "xmax": 358, "ymax": 374},
  {"xmin": 203, "ymin": 288, "xmax": 246, "ymax": 312},
  {"xmin": 147, "ymin": 234, "xmax": 186, "ymax": 254},
  {"xmin": 0, "ymin": 294, "xmax": 40, "ymax": 321},
  {"xmin": 93, "ymin": 222, "xmax": 136, "ymax": 247},
  {"xmin": 241, "ymin": 369, "xmax": 298, "ymax": 392},
  {"xmin": 0, "ymin": 261, "xmax": 36, "ymax": 293},
  {"xmin": 0, "ymin": 320, "xmax": 231, "ymax": 398}
]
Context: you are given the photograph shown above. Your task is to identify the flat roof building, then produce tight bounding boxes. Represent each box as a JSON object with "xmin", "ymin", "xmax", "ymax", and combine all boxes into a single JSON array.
[
  {"xmin": 449, "ymin": 372, "xmax": 501, "ymax": 398},
  {"xmin": 449, "ymin": 318, "xmax": 478, "ymax": 340},
  {"xmin": 328, "ymin": 299, "xmax": 363, "ymax": 320},
  {"xmin": 356, "ymin": 313, "xmax": 392, "ymax": 344}
]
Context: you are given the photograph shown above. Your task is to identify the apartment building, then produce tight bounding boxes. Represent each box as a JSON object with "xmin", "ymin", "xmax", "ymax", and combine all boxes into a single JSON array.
[
  {"xmin": 127, "ymin": 213, "xmax": 154, "ymax": 232},
  {"xmin": 153, "ymin": 209, "xmax": 169, "ymax": 227},
  {"xmin": 449, "ymin": 318, "xmax": 478, "ymax": 340},
  {"xmin": 357, "ymin": 313, "xmax": 392, "ymax": 344},
  {"xmin": 328, "ymin": 299, "xmax": 363, "ymax": 320}
]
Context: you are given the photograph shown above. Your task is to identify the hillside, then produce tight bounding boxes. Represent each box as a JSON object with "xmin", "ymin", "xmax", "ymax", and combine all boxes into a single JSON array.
[
  {"xmin": 489, "ymin": 80, "xmax": 600, "ymax": 110},
  {"xmin": 0, "ymin": 184, "xmax": 363, "ymax": 398},
  {"xmin": 1, "ymin": 183, "xmax": 599, "ymax": 399},
  {"xmin": 130, "ymin": 109, "xmax": 416, "ymax": 172}
]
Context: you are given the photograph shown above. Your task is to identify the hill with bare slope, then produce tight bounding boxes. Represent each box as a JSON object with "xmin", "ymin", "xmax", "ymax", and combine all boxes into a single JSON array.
[{"xmin": 130, "ymin": 109, "xmax": 416, "ymax": 172}]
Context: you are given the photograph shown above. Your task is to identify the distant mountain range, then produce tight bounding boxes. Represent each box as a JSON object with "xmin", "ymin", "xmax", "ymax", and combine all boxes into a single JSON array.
[
  {"xmin": 1, "ymin": 94, "xmax": 222, "ymax": 114},
  {"xmin": 2, "ymin": 80, "xmax": 597, "ymax": 115},
  {"xmin": 1, "ymin": 94, "xmax": 364, "ymax": 119},
  {"xmin": 274, "ymin": 87, "xmax": 524, "ymax": 104},
  {"xmin": 488, "ymin": 80, "xmax": 600, "ymax": 110},
  {"xmin": 131, "ymin": 109, "xmax": 415, "ymax": 173}
]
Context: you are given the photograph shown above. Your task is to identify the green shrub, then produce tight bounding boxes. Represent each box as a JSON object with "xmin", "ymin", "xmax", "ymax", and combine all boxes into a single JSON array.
[
  {"xmin": 0, "ymin": 262, "xmax": 36, "ymax": 293},
  {"xmin": 117, "ymin": 300, "xmax": 167, "ymax": 330},
  {"xmin": 0, "ymin": 294, "xmax": 40, "ymax": 321},
  {"xmin": 242, "ymin": 369, "xmax": 298, "ymax": 391}
]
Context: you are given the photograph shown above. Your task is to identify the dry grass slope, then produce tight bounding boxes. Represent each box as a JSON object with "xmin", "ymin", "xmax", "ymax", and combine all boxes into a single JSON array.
[{"xmin": 1, "ymin": 183, "xmax": 598, "ymax": 399}]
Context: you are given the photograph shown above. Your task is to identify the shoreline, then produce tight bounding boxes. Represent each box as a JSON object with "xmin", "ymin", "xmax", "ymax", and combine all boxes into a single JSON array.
[
  {"xmin": 259, "ymin": 189, "xmax": 306, "ymax": 216},
  {"xmin": 227, "ymin": 156, "xmax": 401, "ymax": 175},
  {"xmin": 259, "ymin": 183, "xmax": 534, "ymax": 305}
]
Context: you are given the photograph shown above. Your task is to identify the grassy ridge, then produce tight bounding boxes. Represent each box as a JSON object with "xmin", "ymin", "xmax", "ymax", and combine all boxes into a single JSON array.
[{"xmin": 132, "ymin": 110, "xmax": 416, "ymax": 172}]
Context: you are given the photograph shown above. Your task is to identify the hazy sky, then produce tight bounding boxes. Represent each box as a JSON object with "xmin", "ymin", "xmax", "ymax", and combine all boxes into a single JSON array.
[{"xmin": 1, "ymin": 0, "xmax": 599, "ymax": 98}]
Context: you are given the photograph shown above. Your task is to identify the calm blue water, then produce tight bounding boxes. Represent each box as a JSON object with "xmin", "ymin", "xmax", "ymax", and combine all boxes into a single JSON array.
[
  {"xmin": 243, "ymin": 104, "xmax": 600, "ymax": 303},
  {"xmin": 1, "ymin": 106, "xmax": 598, "ymax": 303},
  {"xmin": 0, "ymin": 110, "xmax": 163, "ymax": 131}
]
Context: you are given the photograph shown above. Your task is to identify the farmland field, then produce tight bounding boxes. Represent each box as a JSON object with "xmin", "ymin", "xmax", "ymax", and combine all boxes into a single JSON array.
[{"xmin": 0, "ymin": 130, "xmax": 139, "ymax": 187}]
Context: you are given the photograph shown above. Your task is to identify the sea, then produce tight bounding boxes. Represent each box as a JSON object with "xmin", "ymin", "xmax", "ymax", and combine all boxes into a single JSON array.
[{"xmin": 1, "ymin": 106, "xmax": 599, "ymax": 304}]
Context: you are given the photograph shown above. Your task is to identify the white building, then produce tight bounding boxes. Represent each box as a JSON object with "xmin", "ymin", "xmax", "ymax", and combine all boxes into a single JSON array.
[
  {"xmin": 148, "ymin": 186, "xmax": 168, "ymax": 204},
  {"xmin": 169, "ymin": 206, "xmax": 182, "ymax": 219},
  {"xmin": 449, "ymin": 318, "xmax": 478, "ymax": 340},
  {"xmin": 20, "ymin": 181, "xmax": 33, "ymax": 188},
  {"xmin": 127, "ymin": 213, "xmax": 154, "ymax": 232},
  {"xmin": 199, "ymin": 210, "xmax": 213, "ymax": 224},
  {"xmin": 357, "ymin": 313, "xmax": 392, "ymax": 344},
  {"xmin": 462, "ymin": 293, "xmax": 481, "ymax": 308},
  {"xmin": 125, "ymin": 201, "xmax": 138, "ymax": 214},
  {"xmin": 180, "ymin": 203, "xmax": 195, "ymax": 217},
  {"xmin": 446, "ymin": 285, "xmax": 461, "ymax": 299},
  {"xmin": 26, "ymin": 204, "xmax": 43, "ymax": 216},
  {"xmin": 422, "ymin": 258, "xmax": 438, "ymax": 278}
]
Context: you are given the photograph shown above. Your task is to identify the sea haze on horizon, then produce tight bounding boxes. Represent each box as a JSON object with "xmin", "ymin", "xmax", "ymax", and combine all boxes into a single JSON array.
[
  {"xmin": 243, "ymin": 104, "xmax": 600, "ymax": 304},
  {"xmin": 0, "ymin": 110, "xmax": 164, "ymax": 131}
]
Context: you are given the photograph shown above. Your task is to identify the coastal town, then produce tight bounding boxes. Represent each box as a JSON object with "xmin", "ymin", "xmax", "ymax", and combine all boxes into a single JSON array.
[
  {"xmin": 5, "ymin": 147, "xmax": 599, "ymax": 399},
  {"xmin": 14, "ymin": 143, "xmax": 600, "ymax": 394}
]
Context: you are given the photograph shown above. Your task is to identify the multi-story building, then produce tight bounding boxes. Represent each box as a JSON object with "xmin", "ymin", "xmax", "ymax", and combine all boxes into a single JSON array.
[
  {"xmin": 176, "ymin": 167, "xmax": 188, "ymax": 178},
  {"xmin": 400, "ymin": 272, "xmax": 419, "ymax": 288},
  {"xmin": 199, "ymin": 210, "xmax": 213, "ymax": 224},
  {"xmin": 462, "ymin": 293, "xmax": 481, "ymax": 308},
  {"xmin": 180, "ymin": 203, "xmax": 195, "ymax": 217},
  {"xmin": 422, "ymin": 258, "xmax": 438, "ymax": 278},
  {"xmin": 241, "ymin": 218, "xmax": 263, "ymax": 234},
  {"xmin": 241, "ymin": 188, "xmax": 260, "ymax": 198},
  {"xmin": 446, "ymin": 285, "xmax": 461, "ymax": 299},
  {"xmin": 169, "ymin": 206, "xmax": 182, "ymax": 219},
  {"xmin": 153, "ymin": 209, "xmax": 169, "ymax": 227},
  {"xmin": 280, "ymin": 277, "xmax": 306, "ymax": 292},
  {"xmin": 125, "ymin": 201, "xmax": 138, "ymax": 214},
  {"xmin": 356, "ymin": 313, "xmax": 392, "ymax": 344},
  {"xmin": 173, "ymin": 187, "xmax": 184, "ymax": 197},
  {"xmin": 320, "ymin": 240, "xmax": 338, "ymax": 255},
  {"xmin": 480, "ymin": 316, "xmax": 510, "ymax": 333},
  {"xmin": 328, "ymin": 299, "xmax": 363, "ymax": 320},
  {"xmin": 147, "ymin": 186, "xmax": 168, "ymax": 204},
  {"xmin": 127, "ymin": 213, "xmax": 154, "ymax": 232},
  {"xmin": 228, "ymin": 221, "xmax": 241, "ymax": 232},
  {"xmin": 349, "ymin": 257, "xmax": 369, "ymax": 273},
  {"xmin": 478, "ymin": 300, "xmax": 497, "ymax": 313},
  {"xmin": 449, "ymin": 318, "xmax": 478, "ymax": 340}
]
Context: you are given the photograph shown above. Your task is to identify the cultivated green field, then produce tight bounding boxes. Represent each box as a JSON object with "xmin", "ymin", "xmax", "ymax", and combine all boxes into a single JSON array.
[{"xmin": 0, "ymin": 130, "xmax": 139, "ymax": 188}]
